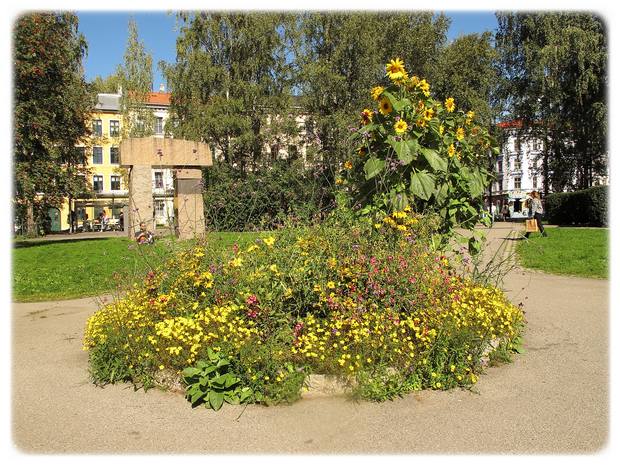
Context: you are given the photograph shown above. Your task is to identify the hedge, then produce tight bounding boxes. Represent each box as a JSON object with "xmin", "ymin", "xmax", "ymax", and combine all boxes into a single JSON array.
[{"xmin": 545, "ymin": 185, "xmax": 608, "ymax": 226}]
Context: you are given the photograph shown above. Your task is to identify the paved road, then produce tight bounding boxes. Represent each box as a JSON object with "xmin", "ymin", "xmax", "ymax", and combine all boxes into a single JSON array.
[{"xmin": 11, "ymin": 223, "xmax": 609, "ymax": 453}]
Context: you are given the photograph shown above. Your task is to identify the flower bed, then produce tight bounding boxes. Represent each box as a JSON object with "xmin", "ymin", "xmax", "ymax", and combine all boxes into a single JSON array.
[{"xmin": 84, "ymin": 209, "xmax": 524, "ymax": 406}]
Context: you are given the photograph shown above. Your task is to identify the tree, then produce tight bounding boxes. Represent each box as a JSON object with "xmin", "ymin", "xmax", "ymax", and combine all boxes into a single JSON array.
[
  {"xmin": 495, "ymin": 13, "xmax": 607, "ymax": 193},
  {"xmin": 117, "ymin": 19, "xmax": 154, "ymax": 137},
  {"xmin": 432, "ymin": 32, "xmax": 499, "ymax": 128},
  {"xmin": 14, "ymin": 12, "xmax": 94, "ymax": 235},
  {"xmin": 296, "ymin": 12, "xmax": 450, "ymax": 179},
  {"xmin": 90, "ymin": 73, "xmax": 122, "ymax": 93},
  {"xmin": 161, "ymin": 12, "xmax": 298, "ymax": 171}
]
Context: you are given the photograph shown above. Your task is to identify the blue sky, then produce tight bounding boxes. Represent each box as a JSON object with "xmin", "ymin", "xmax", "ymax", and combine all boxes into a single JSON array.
[{"xmin": 77, "ymin": 11, "xmax": 499, "ymax": 91}]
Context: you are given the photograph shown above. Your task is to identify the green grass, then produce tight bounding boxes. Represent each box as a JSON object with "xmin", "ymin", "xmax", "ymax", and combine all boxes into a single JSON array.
[
  {"xmin": 516, "ymin": 227, "xmax": 608, "ymax": 279},
  {"xmin": 12, "ymin": 231, "xmax": 264, "ymax": 302}
]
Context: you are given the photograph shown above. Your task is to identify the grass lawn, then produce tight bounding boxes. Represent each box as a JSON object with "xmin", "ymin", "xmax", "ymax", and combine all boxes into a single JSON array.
[
  {"xmin": 12, "ymin": 231, "xmax": 264, "ymax": 302},
  {"xmin": 516, "ymin": 227, "xmax": 608, "ymax": 279}
]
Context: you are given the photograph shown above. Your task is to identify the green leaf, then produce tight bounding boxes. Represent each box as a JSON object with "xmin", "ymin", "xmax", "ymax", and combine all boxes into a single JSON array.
[
  {"xmin": 211, "ymin": 375, "xmax": 228, "ymax": 388},
  {"xmin": 388, "ymin": 136, "xmax": 413, "ymax": 165},
  {"xmin": 190, "ymin": 390, "xmax": 204, "ymax": 405},
  {"xmin": 182, "ymin": 367, "xmax": 200, "ymax": 379},
  {"xmin": 363, "ymin": 156, "xmax": 385, "ymax": 180},
  {"xmin": 420, "ymin": 148, "xmax": 447, "ymax": 172},
  {"xmin": 435, "ymin": 182, "xmax": 450, "ymax": 204},
  {"xmin": 409, "ymin": 170, "xmax": 436, "ymax": 201},
  {"xmin": 216, "ymin": 358, "xmax": 230, "ymax": 369},
  {"xmin": 209, "ymin": 390, "xmax": 224, "ymax": 411}
]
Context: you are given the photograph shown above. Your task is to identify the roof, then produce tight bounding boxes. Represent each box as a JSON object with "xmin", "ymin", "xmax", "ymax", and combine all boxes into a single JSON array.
[
  {"xmin": 497, "ymin": 120, "xmax": 524, "ymax": 129},
  {"xmin": 95, "ymin": 93, "xmax": 121, "ymax": 112},
  {"xmin": 146, "ymin": 92, "xmax": 171, "ymax": 106}
]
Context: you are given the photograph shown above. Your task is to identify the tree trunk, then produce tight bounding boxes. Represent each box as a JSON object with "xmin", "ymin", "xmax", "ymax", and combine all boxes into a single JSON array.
[{"xmin": 26, "ymin": 200, "xmax": 36, "ymax": 237}]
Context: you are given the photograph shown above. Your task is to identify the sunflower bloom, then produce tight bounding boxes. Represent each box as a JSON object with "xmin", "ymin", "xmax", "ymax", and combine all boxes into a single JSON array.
[
  {"xmin": 394, "ymin": 120, "xmax": 408, "ymax": 134},
  {"xmin": 418, "ymin": 79, "xmax": 430, "ymax": 96},
  {"xmin": 456, "ymin": 127, "xmax": 465, "ymax": 141},
  {"xmin": 445, "ymin": 97, "xmax": 455, "ymax": 113},
  {"xmin": 416, "ymin": 118, "xmax": 427, "ymax": 128},
  {"xmin": 371, "ymin": 86, "xmax": 384, "ymax": 101},
  {"xmin": 344, "ymin": 160, "xmax": 353, "ymax": 170},
  {"xmin": 424, "ymin": 107, "xmax": 434, "ymax": 121},
  {"xmin": 447, "ymin": 144, "xmax": 456, "ymax": 158},
  {"xmin": 379, "ymin": 97, "xmax": 393, "ymax": 115},
  {"xmin": 385, "ymin": 58, "xmax": 407, "ymax": 81},
  {"xmin": 361, "ymin": 108, "xmax": 373, "ymax": 125}
]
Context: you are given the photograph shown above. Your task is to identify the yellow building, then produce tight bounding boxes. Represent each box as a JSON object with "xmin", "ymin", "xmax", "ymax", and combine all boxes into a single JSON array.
[{"xmin": 58, "ymin": 93, "xmax": 126, "ymax": 231}]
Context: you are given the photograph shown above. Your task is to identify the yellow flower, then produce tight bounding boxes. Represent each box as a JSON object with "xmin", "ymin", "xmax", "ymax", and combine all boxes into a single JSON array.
[
  {"xmin": 415, "ymin": 118, "xmax": 427, "ymax": 128},
  {"xmin": 335, "ymin": 177, "xmax": 343, "ymax": 185},
  {"xmin": 379, "ymin": 97, "xmax": 392, "ymax": 116},
  {"xmin": 409, "ymin": 75, "xmax": 420, "ymax": 86},
  {"xmin": 229, "ymin": 257, "xmax": 243, "ymax": 268},
  {"xmin": 361, "ymin": 108, "xmax": 373, "ymax": 125},
  {"xmin": 466, "ymin": 110, "xmax": 475, "ymax": 124},
  {"xmin": 371, "ymin": 86, "xmax": 384, "ymax": 101},
  {"xmin": 423, "ymin": 107, "xmax": 434, "ymax": 121},
  {"xmin": 444, "ymin": 97, "xmax": 455, "ymax": 113},
  {"xmin": 344, "ymin": 160, "xmax": 353, "ymax": 170},
  {"xmin": 456, "ymin": 127, "xmax": 465, "ymax": 141},
  {"xmin": 269, "ymin": 264, "xmax": 278, "ymax": 273},
  {"xmin": 394, "ymin": 120, "xmax": 408, "ymax": 134},
  {"xmin": 439, "ymin": 125, "xmax": 444, "ymax": 135},
  {"xmin": 447, "ymin": 144, "xmax": 456, "ymax": 158},
  {"xmin": 263, "ymin": 236, "xmax": 276, "ymax": 247},
  {"xmin": 385, "ymin": 58, "xmax": 407, "ymax": 81},
  {"xmin": 357, "ymin": 146, "xmax": 367, "ymax": 157},
  {"xmin": 418, "ymin": 79, "xmax": 430, "ymax": 96},
  {"xmin": 327, "ymin": 281, "xmax": 336, "ymax": 289}
]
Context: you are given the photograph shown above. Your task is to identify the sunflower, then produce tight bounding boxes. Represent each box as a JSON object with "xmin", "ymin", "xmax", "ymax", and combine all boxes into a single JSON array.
[
  {"xmin": 371, "ymin": 86, "xmax": 384, "ymax": 101},
  {"xmin": 447, "ymin": 144, "xmax": 456, "ymax": 158},
  {"xmin": 444, "ymin": 97, "xmax": 455, "ymax": 113},
  {"xmin": 424, "ymin": 107, "xmax": 435, "ymax": 121},
  {"xmin": 415, "ymin": 118, "xmax": 427, "ymax": 128},
  {"xmin": 456, "ymin": 127, "xmax": 465, "ymax": 141},
  {"xmin": 344, "ymin": 160, "xmax": 353, "ymax": 170},
  {"xmin": 361, "ymin": 108, "xmax": 373, "ymax": 125},
  {"xmin": 379, "ymin": 97, "xmax": 393, "ymax": 115},
  {"xmin": 466, "ymin": 110, "xmax": 475, "ymax": 124},
  {"xmin": 418, "ymin": 79, "xmax": 430, "ymax": 97},
  {"xmin": 357, "ymin": 146, "xmax": 367, "ymax": 156},
  {"xmin": 394, "ymin": 120, "xmax": 408, "ymax": 134},
  {"xmin": 385, "ymin": 58, "xmax": 407, "ymax": 81}
]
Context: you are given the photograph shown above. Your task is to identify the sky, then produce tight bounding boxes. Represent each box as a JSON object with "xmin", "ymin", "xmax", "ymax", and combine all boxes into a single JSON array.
[{"xmin": 76, "ymin": 11, "xmax": 499, "ymax": 92}]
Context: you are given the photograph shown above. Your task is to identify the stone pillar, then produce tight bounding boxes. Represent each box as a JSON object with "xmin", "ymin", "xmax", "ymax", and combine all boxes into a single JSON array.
[
  {"xmin": 128, "ymin": 165, "xmax": 154, "ymax": 238},
  {"xmin": 174, "ymin": 168, "xmax": 205, "ymax": 240}
]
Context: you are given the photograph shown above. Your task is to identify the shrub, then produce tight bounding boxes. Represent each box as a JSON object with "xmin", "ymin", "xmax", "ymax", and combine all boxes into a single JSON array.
[
  {"xmin": 203, "ymin": 160, "xmax": 334, "ymax": 231},
  {"xmin": 545, "ymin": 186, "xmax": 608, "ymax": 226},
  {"xmin": 84, "ymin": 207, "xmax": 524, "ymax": 404}
]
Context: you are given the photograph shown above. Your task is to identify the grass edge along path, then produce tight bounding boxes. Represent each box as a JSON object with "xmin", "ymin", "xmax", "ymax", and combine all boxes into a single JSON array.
[
  {"xmin": 12, "ymin": 231, "xmax": 264, "ymax": 302},
  {"xmin": 515, "ymin": 226, "xmax": 608, "ymax": 279}
]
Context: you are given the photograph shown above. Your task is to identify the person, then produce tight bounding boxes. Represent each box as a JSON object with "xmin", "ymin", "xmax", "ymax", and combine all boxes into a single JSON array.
[
  {"xmin": 101, "ymin": 210, "xmax": 109, "ymax": 231},
  {"xmin": 501, "ymin": 204, "xmax": 510, "ymax": 221},
  {"xmin": 491, "ymin": 203, "xmax": 497, "ymax": 223},
  {"xmin": 119, "ymin": 211, "xmax": 124, "ymax": 231},
  {"xmin": 525, "ymin": 191, "xmax": 547, "ymax": 238},
  {"xmin": 135, "ymin": 221, "xmax": 155, "ymax": 244}
]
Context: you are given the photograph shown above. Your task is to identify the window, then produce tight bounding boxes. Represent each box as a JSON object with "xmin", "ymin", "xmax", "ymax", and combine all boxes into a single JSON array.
[
  {"xmin": 92, "ymin": 119, "xmax": 102, "ymax": 137},
  {"xmin": 533, "ymin": 139, "xmax": 542, "ymax": 151},
  {"xmin": 532, "ymin": 176, "xmax": 538, "ymax": 188},
  {"xmin": 74, "ymin": 146, "xmax": 86, "ymax": 162},
  {"xmin": 497, "ymin": 159, "xmax": 503, "ymax": 173},
  {"xmin": 514, "ymin": 177, "xmax": 521, "ymax": 190},
  {"xmin": 154, "ymin": 171, "xmax": 164, "ymax": 189},
  {"xmin": 110, "ymin": 146, "xmax": 119, "ymax": 164},
  {"xmin": 110, "ymin": 175, "xmax": 121, "ymax": 191},
  {"xmin": 110, "ymin": 120, "xmax": 120, "ymax": 137},
  {"xmin": 514, "ymin": 137, "xmax": 521, "ymax": 153},
  {"xmin": 92, "ymin": 146, "xmax": 103, "ymax": 164},
  {"xmin": 93, "ymin": 175, "xmax": 104, "ymax": 192},
  {"xmin": 154, "ymin": 117, "xmax": 164, "ymax": 134},
  {"xmin": 514, "ymin": 156, "xmax": 521, "ymax": 171},
  {"xmin": 154, "ymin": 199, "xmax": 165, "ymax": 217}
]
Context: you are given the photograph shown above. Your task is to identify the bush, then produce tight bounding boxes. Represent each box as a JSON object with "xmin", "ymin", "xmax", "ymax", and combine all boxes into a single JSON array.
[
  {"xmin": 203, "ymin": 160, "xmax": 334, "ymax": 231},
  {"xmin": 84, "ymin": 207, "xmax": 524, "ymax": 405},
  {"xmin": 545, "ymin": 186, "xmax": 608, "ymax": 226}
]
